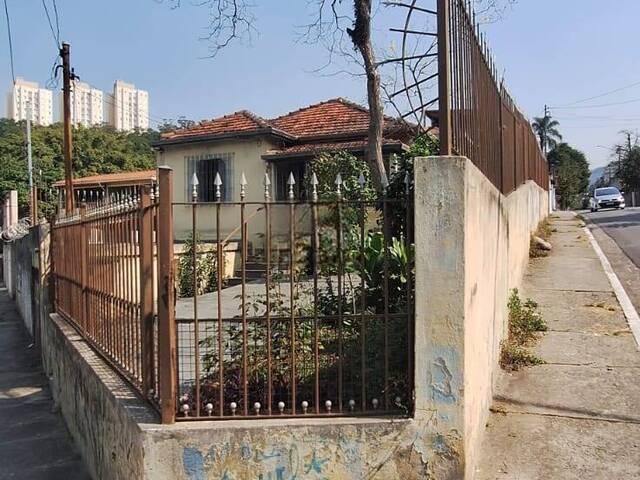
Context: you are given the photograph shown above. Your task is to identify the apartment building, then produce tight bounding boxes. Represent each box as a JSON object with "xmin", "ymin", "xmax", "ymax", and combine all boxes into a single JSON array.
[
  {"xmin": 6, "ymin": 78, "xmax": 53, "ymax": 126},
  {"xmin": 108, "ymin": 80, "xmax": 149, "ymax": 131},
  {"xmin": 67, "ymin": 80, "xmax": 104, "ymax": 127}
]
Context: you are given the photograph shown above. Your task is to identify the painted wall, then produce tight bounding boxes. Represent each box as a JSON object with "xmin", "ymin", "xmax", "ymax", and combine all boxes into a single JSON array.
[
  {"xmin": 157, "ymin": 137, "xmax": 287, "ymax": 245},
  {"xmin": 41, "ymin": 311, "xmax": 471, "ymax": 480},
  {"xmin": 414, "ymin": 156, "xmax": 548, "ymax": 479}
]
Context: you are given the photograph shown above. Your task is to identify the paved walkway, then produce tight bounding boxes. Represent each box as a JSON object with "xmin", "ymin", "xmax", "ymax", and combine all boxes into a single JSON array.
[
  {"xmin": 0, "ymin": 287, "xmax": 89, "ymax": 480},
  {"xmin": 476, "ymin": 211, "xmax": 640, "ymax": 479}
]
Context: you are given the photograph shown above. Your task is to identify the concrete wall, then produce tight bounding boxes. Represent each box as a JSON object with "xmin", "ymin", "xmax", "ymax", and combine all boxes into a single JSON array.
[
  {"xmin": 41, "ymin": 313, "xmax": 153, "ymax": 480},
  {"xmin": 414, "ymin": 156, "xmax": 548, "ymax": 479},
  {"xmin": 41, "ymin": 311, "xmax": 469, "ymax": 480},
  {"xmin": 3, "ymin": 190, "xmax": 18, "ymax": 294},
  {"xmin": 38, "ymin": 155, "xmax": 548, "ymax": 480},
  {"xmin": 4, "ymin": 223, "xmax": 50, "ymax": 340}
]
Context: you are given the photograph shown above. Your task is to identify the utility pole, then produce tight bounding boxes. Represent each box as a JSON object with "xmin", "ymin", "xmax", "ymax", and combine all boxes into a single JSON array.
[
  {"xmin": 26, "ymin": 103, "xmax": 34, "ymax": 223},
  {"xmin": 61, "ymin": 42, "xmax": 75, "ymax": 212}
]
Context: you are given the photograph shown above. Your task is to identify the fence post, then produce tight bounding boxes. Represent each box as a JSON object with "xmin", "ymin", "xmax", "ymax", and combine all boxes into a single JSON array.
[
  {"xmin": 157, "ymin": 167, "xmax": 176, "ymax": 424},
  {"xmin": 437, "ymin": 0, "xmax": 452, "ymax": 155},
  {"xmin": 80, "ymin": 204, "xmax": 88, "ymax": 333},
  {"xmin": 139, "ymin": 185, "xmax": 155, "ymax": 398}
]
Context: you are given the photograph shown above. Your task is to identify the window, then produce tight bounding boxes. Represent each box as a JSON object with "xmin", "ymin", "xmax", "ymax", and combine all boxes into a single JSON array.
[
  {"xmin": 275, "ymin": 160, "xmax": 306, "ymax": 201},
  {"xmin": 186, "ymin": 153, "xmax": 234, "ymax": 202}
]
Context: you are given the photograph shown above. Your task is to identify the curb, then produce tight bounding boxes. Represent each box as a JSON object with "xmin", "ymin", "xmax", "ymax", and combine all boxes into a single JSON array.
[{"xmin": 582, "ymin": 225, "xmax": 640, "ymax": 350}]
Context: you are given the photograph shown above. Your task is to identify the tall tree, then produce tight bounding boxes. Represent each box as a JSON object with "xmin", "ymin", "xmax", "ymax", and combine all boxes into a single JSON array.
[
  {"xmin": 0, "ymin": 119, "xmax": 156, "ymax": 218},
  {"xmin": 615, "ymin": 131, "xmax": 640, "ymax": 192},
  {"xmin": 532, "ymin": 115, "xmax": 562, "ymax": 154},
  {"xmin": 548, "ymin": 143, "xmax": 590, "ymax": 210},
  {"xmin": 160, "ymin": 0, "xmax": 519, "ymax": 189}
]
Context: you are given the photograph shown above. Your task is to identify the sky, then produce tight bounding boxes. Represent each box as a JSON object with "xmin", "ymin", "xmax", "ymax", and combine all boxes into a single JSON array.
[{"xmin": 2, "ymin": 0, "xmax": 640, "ymax": 169}]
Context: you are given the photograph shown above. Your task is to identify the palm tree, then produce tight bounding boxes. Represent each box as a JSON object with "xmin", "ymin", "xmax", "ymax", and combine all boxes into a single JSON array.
[{"xmin": 532, "ymin": 116, "xmax": 562, "ymax": 153}]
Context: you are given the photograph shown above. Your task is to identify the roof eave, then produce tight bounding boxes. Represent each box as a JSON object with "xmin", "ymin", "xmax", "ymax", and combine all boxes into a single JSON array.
[
  {"xmin": 262, "ymin": 142, "xmax": 408, "ymax": 161},
  {"xmin": 153, "ymin": 127, "xmax": 295, "ymax": 148}
]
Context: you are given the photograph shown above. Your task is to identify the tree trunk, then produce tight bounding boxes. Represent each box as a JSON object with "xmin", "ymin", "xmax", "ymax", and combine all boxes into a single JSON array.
[{"xmin": 348, "ymin": 0, "xmax": 388, "ymax": 191}]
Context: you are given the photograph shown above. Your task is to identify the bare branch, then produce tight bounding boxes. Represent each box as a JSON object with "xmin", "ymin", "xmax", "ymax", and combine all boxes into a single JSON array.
[{"xmin": 158, "ymin": 0, "xmax": 257, "ymax": 57}]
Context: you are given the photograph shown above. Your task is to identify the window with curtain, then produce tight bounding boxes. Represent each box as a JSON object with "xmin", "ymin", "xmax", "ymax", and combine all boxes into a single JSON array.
[{"xmin": 186, "ymin": 153, "xmax": 234, "ymax": 201}]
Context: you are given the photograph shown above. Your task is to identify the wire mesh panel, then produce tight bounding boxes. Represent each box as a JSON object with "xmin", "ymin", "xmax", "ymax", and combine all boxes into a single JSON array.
[{"xmin": 173, "ymin": 168, "xmax": 414, "ymax": 420}]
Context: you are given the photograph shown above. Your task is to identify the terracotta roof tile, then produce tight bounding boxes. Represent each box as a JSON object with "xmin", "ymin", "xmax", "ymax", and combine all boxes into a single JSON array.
[
  {"xmin": 156, "ymin": 98, "xmax": 414, "ymax": 145},
  {"xmin": 53, "ymin": 170, "xmax": 156, "ymax": 188},
  {"xmin": 160, "ymin": 111, "xmax": 271, "ymax": 140},
  {"xmin": 268, "ymin": 98, "xmax": 373, "ymax": 138}
]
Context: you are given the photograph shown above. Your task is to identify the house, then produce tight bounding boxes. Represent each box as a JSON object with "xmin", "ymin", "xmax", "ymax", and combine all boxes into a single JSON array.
[{"xmin": 153, "ymin": 97, "xmax": 414, "ymax": 245}]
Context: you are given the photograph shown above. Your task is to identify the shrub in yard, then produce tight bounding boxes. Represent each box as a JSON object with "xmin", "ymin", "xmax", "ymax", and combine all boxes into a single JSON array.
[{"xmin": 177, "ymin": 233, "xmax": 219, "ymax": 297}]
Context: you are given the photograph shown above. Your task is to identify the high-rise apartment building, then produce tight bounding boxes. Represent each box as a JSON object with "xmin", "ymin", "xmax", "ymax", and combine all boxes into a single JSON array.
[
  {"xmin": 68, "ymin": 80, "xmax": 104, "ymax": 127},
  {"xmin": 108, "ymin": 80, "xmax": 149, "ymax": 131},
  {"xmin": 6, "ymin": 78, "xmax": 53, "ymax": 126}
]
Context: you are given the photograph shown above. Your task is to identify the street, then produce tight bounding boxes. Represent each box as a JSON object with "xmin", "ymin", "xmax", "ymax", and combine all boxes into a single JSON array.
[
  {"xmin": 583, "ymin": 207, "xmax": 640, "ymax": 337},
  {"xmin": 585, "ymin": 207, "xmax": 640, "ymax": 268}
]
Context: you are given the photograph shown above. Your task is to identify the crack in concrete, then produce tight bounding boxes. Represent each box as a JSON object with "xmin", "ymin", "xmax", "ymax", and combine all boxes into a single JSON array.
[
  {"xmin": 542, "ymin": 361, "xmax": 640, "ymax": 368},
  {"xmin": 493, "ymin": 409, "xmax": 640, "ymax": 426}
]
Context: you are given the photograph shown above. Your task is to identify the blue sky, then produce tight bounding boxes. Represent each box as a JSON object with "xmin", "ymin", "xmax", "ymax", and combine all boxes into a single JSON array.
[{"xmin": 2, "ymin": 0, "xmax": 640, "ymax": 168}]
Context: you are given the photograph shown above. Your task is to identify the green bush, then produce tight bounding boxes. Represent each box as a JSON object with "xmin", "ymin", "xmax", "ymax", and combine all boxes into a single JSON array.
[
  {"xmin": 177, "ymin": 233, "xmax": 219, "ymax": 297},
  {"xmin": 500, "ymin": 289, "xmax": 547, "ymax": 371}
]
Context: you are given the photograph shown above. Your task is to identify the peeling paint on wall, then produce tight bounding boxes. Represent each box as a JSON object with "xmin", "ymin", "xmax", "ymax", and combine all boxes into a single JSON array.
[{"xmin": 430, "ymin": 347, "xmax": 460, "ymax": 406}]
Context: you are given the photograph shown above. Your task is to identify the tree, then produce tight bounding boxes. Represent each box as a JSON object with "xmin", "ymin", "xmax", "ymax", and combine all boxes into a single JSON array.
[
  {"xmin": 532, "ymin": 115, "xmax": 562, "ymax": 154},
  {"xmin": 547, "ymin": 143, "xmax": 590, "ymax": 210},
  {"xmin": 161, "ymin": 0, "xmax": 518, "ymax": 190},
  {"xmin": 614, "ymin": 131, "xmax": 640, "ymax": 192},
  {"xmin": 0, "ymin": 119, "xmax": 156, "ymax": 218}
]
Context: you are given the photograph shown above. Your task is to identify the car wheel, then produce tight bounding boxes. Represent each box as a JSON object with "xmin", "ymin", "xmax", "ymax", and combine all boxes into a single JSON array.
[{"xmin": 590, "ymin": 208, "xmax": 595, "ymax": 212}]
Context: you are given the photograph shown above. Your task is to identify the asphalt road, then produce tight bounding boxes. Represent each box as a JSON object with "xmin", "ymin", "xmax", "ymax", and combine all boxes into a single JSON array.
[{"xmin": 584, "ymin": 207, "xmax": 640, "ymax": 268}]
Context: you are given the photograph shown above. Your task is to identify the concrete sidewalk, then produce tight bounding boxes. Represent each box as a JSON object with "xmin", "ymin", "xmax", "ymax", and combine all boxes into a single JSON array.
[
  {"xmin": 476, "ymin": 211, "xmax": 640, "ymax": 480},
  {"xmin": 0, "ymin": 287, "xmax": 89, "ymax": 480}
]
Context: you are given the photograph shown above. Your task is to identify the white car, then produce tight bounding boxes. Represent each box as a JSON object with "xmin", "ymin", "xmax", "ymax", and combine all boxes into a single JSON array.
[{"xmin": 590, "ymin": 187, "xmax": 625, "ymax": 212}]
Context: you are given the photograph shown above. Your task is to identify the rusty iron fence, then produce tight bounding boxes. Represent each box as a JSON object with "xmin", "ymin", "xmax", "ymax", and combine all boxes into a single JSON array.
[
  {"xmin": 52, "ymin": 166, "xmax": 414, "ymax": 423},
  {"xmin": 437, "ymin": 0, "xmax": 549, "ymax": 194},
  {"xmin": 52, "ymin": 183, "xmax": 160, "ymax": 406},
  {"xmin": 172, "ymin": 167, "xmax": 414, "ymax": 421}
]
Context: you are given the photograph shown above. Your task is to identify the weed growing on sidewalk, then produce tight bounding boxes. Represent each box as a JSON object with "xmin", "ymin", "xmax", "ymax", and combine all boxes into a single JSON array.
[{"xmin": 500, "ymin": 289, "xmax": 547, "ymax": 371}]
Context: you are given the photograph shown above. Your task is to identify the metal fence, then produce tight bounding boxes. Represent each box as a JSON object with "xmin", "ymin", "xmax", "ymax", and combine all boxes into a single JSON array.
[
  {"xmin": 438, "ymin": 0, "xmax": 549, "ymax": 194},
  {"xmin": 52, "ymin": 167, "xmax": 414, "ymax": 423},
  {"xmin": 52, "ymin": 183, "xmax": 160, "ymax": 408},
  {"xmin": 172, "ymin": 167, "xmax": 414, "ymax": 420}
]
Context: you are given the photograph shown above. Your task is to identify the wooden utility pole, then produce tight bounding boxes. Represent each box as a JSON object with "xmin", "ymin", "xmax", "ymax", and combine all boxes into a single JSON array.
[{"xmin": 61, "ymin": 42, "xmax": 75, "ymax": 212}]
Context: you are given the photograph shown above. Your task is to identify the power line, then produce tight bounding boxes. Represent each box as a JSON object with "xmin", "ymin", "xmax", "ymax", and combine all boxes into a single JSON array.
[
  {"xmin": 41, "ymin": 0, "xmax": 60, "ymax": 48},
  {"xmin": 555, "ymin": 80, "xmax": 640, "ymax": 108},
  {"xmin": 51, "ymin": 0, "xmax": 60, "ymax": 42},
  {"xmin": 551, "ymin": 97, "xmax": 640, "ymax": 110},
  {"xmin": 3, "ymin": 0, "xmax": 15, "ymax": 83}
]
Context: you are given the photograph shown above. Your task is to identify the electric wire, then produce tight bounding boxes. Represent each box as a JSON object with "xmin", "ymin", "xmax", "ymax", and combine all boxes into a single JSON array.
[
  {"xmin": 41, "ymin": 0, "xmax": 60, "ymax": 48},
  {"xmin": 550, "ymin": 97, "xmax": 640, "ymax": 110},
  {"xmin": 3, "ymin": 0, "xmax": 15, "ymax": 83},
  {"xmin": 554, "ymin": 80, "xmax": 640, "ymax": 108}
]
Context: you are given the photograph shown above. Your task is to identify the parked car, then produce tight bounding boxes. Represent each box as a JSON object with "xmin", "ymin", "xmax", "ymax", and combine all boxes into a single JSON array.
[{"xmin": 590, "ymin": 187, "xmax": 626, "ymax": 212}]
